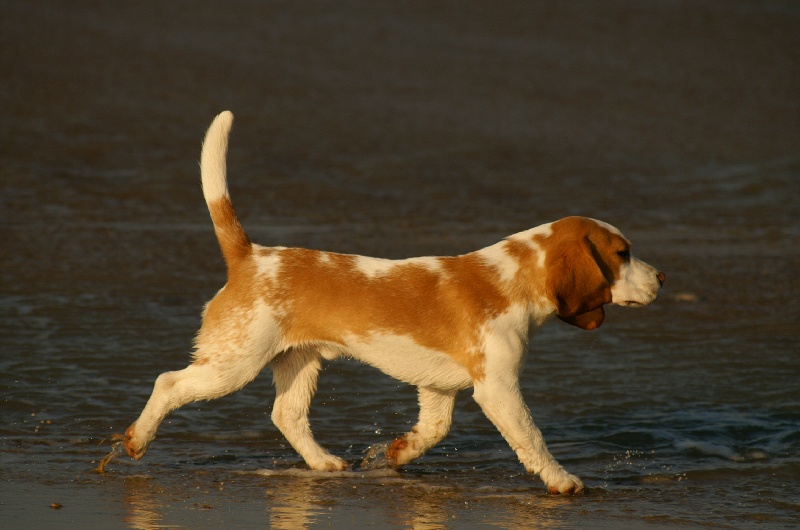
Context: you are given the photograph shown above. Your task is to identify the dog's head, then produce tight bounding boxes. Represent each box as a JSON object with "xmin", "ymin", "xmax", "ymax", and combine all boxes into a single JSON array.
[{"xmin": 540, "ymin": 217, "xmax": 664, "ymax": 330}]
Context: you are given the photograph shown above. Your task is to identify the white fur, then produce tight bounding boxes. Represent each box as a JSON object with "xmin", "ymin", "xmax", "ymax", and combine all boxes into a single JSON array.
[
  {"xmin": 354, "ymin": 255, "xmax": 442, "ymax": 278},
  {"xmin": 342, "ymin": 332, "xmax": 473, "ymax": 390},
  {"xmin": 200, "ymin": 110, "xmax": 233, "ymax": 202},
  {"xmin": 477, "ymin": 225, "xmax": 553, "ymax": 282},
  {"xmin": 254, "ymin": 246, "xmax": 287, "ymax": 281},
  {"xmin": 612, "ymin": 257, "xmax": 663, "ymax": 306},
  {"xmin": 477, "ymin": 242, "xmax": 520, "ymax": 282}
]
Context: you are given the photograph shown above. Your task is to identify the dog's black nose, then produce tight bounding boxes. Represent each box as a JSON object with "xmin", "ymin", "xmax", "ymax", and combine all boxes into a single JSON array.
[{"xmin": 657, "ymin": 271, "xmax": 666, "ymax": 286}]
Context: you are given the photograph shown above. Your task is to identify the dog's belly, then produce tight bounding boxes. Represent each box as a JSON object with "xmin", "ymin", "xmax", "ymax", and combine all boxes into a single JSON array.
[{"xmin": 337, "ymin": 332, "xmax": 473, "ymax": 391}]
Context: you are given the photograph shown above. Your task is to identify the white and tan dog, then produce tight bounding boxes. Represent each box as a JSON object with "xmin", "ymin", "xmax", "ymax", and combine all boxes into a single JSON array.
[{"xmin": 124, "ymin": 111, "xmax": 664, "ymax": 494}]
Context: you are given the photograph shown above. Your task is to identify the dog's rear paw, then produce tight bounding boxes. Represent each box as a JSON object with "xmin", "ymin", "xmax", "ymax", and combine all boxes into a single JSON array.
[
  {"xmin": 359, "ymin": 442, "xmax": 391, "ymax": 469},
  {"xmin": 123, "ymin": 423, "xmax": 149, "ymax": 460}
]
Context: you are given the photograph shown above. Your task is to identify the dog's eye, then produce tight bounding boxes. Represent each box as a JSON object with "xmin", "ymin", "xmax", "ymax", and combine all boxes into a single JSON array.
[{"xmin": 617, "ymin": 249, "xmax": 631, "ymax": 260}]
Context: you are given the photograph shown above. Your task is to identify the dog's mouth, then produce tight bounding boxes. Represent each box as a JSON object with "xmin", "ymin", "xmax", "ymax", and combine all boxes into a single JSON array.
[{"xmin": 617, "ymin": 294, "xmax": 660, "ymax": 307}]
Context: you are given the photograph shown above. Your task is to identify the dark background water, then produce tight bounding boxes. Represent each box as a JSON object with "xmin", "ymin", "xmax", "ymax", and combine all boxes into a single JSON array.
[{"xmin": 2, "ymin": 1, "xmax": 799, "ymax": 528}]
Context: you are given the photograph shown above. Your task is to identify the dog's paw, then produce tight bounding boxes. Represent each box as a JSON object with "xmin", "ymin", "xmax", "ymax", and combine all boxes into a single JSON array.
[
  {"xmin": 359, "ymin": 442, "xmax": 391, "ymax": 469},
  {"xmin": 547, "ymin": 475, "xmax": 584, "ymax": 494},
  {"xmin": 305, "ymin": 453, "xmax": 349, "ymax": 472},
  {"xmin": 542, "ymin": 464, "xmax": 584, "ymax": 494},
  {"xmin": 123, "ymin": 422, "xmax": 149, "ymax": 460}
]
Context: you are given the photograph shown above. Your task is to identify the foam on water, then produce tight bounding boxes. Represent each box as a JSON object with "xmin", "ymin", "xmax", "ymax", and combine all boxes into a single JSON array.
[{"xmin": 674, "ymin": 440, "xmax": 770, "ymax": 462}]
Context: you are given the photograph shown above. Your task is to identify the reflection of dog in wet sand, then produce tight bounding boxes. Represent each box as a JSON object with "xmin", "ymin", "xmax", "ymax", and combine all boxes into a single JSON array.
[{"xmin": 124, "ymin": 111, "xmax": 664, "ymax": 493}]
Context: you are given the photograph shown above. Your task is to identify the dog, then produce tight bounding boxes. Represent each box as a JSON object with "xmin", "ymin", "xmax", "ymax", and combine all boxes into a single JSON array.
[{"xmin": 124, "ymin": 111, "xmax": 664, "ymax": 494}]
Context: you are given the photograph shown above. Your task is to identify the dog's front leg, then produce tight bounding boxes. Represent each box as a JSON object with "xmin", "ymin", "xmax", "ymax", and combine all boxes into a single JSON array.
[{"xmin": 472, "ymin": 378, "xmax": 584, "ymax": 494}]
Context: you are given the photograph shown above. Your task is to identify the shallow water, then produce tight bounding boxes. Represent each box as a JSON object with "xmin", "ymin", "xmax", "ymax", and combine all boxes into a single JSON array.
[{"xmin": 2, "ymin": 2, "xmax": 799, "ymax": 528}]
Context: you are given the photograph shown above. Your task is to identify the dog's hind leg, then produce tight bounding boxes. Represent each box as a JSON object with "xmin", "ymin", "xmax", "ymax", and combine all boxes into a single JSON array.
[
  {"xmin": 124, "ymin": 346, "xmax": 272, "ymax": 460},
  {"xmin": 270, "ymin": 347, "xmax": 348, "ymax": 471},
  {"xmin": 362, "ymin": 386, "xmax": 456, "ymax": 469}
]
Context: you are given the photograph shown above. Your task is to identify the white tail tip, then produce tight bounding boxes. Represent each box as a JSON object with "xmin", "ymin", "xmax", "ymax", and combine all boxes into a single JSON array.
[{"xmin": 201, "ymin": 111, "xmax": 235, "ymax": 203}]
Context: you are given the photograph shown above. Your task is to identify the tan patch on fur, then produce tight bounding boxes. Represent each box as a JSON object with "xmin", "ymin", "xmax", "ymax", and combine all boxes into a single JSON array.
[
  {"xmin": 386, "ymin": 435, "xmax": 409, "ymax": 466},
  {"xmin": 191, "ymin": 257, "xmax": 260, "ymax": 365},
  {"xmin": 259, "ymin": 248, "xmax": 510, "ymax": 380},
  {"xmin": 501, "ymin": 238, "xmax": 547, "ymax": 303},
  {"xmin": 190, "ymin": 196, "xmax": 258, "ymax": 365},
  {"xmin": 192, "ymin": 356, "xmax": 210, "ymax": 366},
  {"xmin": 207, "ymin": 197, "xmax": 251, "ymax": 267}
]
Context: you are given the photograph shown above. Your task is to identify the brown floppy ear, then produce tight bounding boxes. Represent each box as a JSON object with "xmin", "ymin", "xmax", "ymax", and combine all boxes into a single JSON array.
[
  {"xmin": 558, "ymin": 308, "xmax": 605, "ymax": 331},
  {"xmin": 549, "ymin": 237, "xmax": 612, "ymax": 331}
]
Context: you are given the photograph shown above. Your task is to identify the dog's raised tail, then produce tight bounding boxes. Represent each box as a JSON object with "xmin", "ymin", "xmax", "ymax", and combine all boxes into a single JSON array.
[{"xmin": 200, "ymin": 111, "xmax": 251, "ymax": 268}]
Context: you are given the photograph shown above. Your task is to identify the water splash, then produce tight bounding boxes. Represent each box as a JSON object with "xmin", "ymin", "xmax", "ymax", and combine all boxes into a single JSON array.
[
  {"xmin": 93, "ymin": 434, "xmax": 126, "ymax": 474},
  {"xmin": 360, "ymin": 441, "xmax": 392, "ymax": 470}
]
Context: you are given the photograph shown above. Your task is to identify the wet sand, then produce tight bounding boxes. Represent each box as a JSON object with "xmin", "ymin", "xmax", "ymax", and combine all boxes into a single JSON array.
[{"xmin": 2, "ymin": 1, "xmax": 799, "ymax": 528}]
